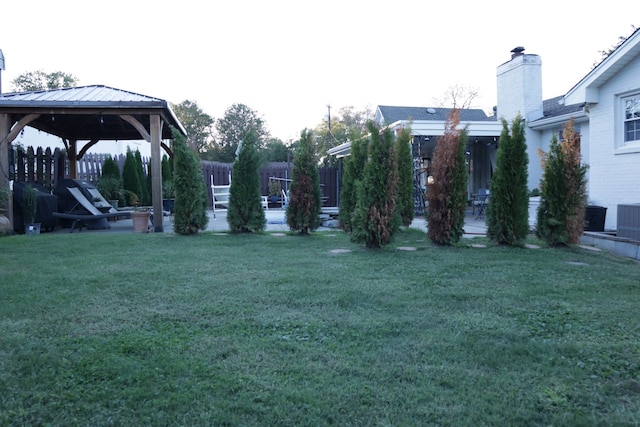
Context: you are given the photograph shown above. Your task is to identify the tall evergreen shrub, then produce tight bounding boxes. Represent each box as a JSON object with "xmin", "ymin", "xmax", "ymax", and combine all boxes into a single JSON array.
[
  {"xmin": 487, "ymin": 114, "xmax": 530, "ymax": 246},
  {"xmin": 426, "ymin": 110, "xmax": 468, "ymax": 245},
  {"xmin": 395, "ymin": 126, "xmax": 415, "ymax": 227},
  {"xmin": 227, "ymin": 132, "xmax": 266, "ymax": 233},
  {"xmin": 286, "ymin": 129, "xmax": 322, "ymax": 234},
  {"xmin": 122, "ymin": 148, "xmax": 143, "ymax": 205},
  {"xmin": 351, "ymin": 122, "xmax": 398, "ymax": 248},
  {"xmin": 101, "ymin": 156, "xmax": 121, "ymax": 180},
  {"xmin": 134, "ymin": 150, "xmax": 150, "ymax": 206},
  {"xmin": 339, "ymin": 129, "xmax": 367, "ymax": 232},
  {"xmin": 536, "ymin": 118, "xmax": 587, "ymax": 245},
  {"xmin": 173, "ymin": 127, "xmax": 209, "ymax": 235}
]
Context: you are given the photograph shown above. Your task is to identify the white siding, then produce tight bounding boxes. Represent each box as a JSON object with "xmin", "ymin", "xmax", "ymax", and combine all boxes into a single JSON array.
[{"xmin": 586, "ymin": 54, "xmax": 640, "ymax": 230}]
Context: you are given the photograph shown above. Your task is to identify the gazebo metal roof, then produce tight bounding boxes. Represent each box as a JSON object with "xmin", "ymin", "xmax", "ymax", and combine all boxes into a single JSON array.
[
  {"xmin": 0, "ymin": 85, "xmax": 185, "ymax": 141},
  {"xmin": 0, "ymin": 85, "xmax": 187, "ymax": 233}
]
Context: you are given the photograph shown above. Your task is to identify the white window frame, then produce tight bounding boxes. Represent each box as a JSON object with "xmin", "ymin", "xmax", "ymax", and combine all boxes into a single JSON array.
[
  {"xmin": 616, "ymin": 92, "xmax": 640, "ymax": 154},
  {"xmin": 624, "ymin": 94, "xmax": 640, "ymax": 144}
]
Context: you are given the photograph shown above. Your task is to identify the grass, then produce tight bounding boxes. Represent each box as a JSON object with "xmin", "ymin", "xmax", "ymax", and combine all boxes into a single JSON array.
[{"xmin": 1, "ymin": 228, "xmax": 640, "ymax": 426}]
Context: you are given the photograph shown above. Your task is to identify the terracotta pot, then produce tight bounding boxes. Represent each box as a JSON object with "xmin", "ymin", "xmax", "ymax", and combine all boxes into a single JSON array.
[
  {"xmin": 0, "ymin": 209, "xmax": 10, "ymax": 236},
  {"xmin": 131, "ymin": 211, "xmax": 151, "ymax": 233}
]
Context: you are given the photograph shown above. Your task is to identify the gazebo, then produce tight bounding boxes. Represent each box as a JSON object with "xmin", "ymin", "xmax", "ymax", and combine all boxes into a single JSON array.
[{"xmin": 0, "ymin": 85, "xmax": 186, "ymax": 232}]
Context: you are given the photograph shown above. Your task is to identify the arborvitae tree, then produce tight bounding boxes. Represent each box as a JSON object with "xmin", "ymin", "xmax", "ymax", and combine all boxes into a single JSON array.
[
  {"xmin": 101, "ymin": 155, "xmax": 121, "ymax": 180},
  {"xmin": 97, "ymin": 155, "xmax": 124, "ymax": 204},
  {"xmin": 351, "ymin": 121, "xmax": 399, "ymax": 248},
  {"xmin": 339, "ymin": 128, "xmax": 367, "ymax": 232},
  {"xmin": 134, "ymin": 150, "xmax": 150, "ymax": 206},
  {"xmin": 427, "ymin": 110, "xmax": 468, "ymax": 245},
  {"xmin": 173, "ymin": 127, "xmax": 209, "ymax": 235},
  {"xmin": 227, "ymin": 131, "xmax": 266, "ymax": 233},
  {"xmin": 395, "ymin": 126, "xmax": 415, "ymax": 227},
  {"xmin": 536, "ymin": 118, "xmax": 588, "ymax": 245},
  {"xmin": 487, "ymin": 114, "xmax": 530, "ymax": 246},
  {"xmin": 286, "ymin": 128, "xmax": 322, "ymax": 234},
  {"xmin": 161, "ymin": 154, "xmax": 173, "ymax": 183},
  {"xmin": 122, "ymin": 148, "xmax": 143, "ymax": 205}
]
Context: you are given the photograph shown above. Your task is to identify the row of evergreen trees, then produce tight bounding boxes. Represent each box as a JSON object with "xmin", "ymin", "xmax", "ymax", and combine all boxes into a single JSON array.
[
  {"xmin": 339, "ymin": 121, "xmax": 414, "ymax": 248},
  {"xmin": 223, "ymin": 128, "xmax": 325, "ymax": 236},
  {"xmin": 487, "ymin": 114, "xmax": 587, "ymax": 247},
  {"xmin": 339, "ymin": 111, "xmax": 587, "ymax": 249}
]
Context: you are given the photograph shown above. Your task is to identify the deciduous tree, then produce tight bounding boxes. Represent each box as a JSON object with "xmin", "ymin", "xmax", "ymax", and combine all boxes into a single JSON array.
[
  {"xmin": 171, "ymin": 100, "xmax": 214, "ymax": 156},
  {"xmin": 214, "ymin": 104, "xmax": 268, "ymax": 163},
  {"xmin": 11, "ymin": 70, "xmax": 78, "ymax": 91}
]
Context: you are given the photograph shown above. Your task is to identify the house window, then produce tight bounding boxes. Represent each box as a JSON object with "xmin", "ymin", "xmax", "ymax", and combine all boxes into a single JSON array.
[{"xmin": 624, "ymin": 95, "xmax": 640, "ymax": 143}]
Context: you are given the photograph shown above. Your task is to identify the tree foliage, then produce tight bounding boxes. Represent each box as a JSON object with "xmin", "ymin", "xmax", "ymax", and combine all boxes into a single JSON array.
[
  {"xmin": 227, "ymin": 132, "xmax": 266, "ymax": 233},
  {"xmin": 171, "ymin": 100, "xmax": 215, "ymax": 156},
  {"xmin": 339, "ymin": 129, "xmax": 367, "ymax": 232},
  {"xmin": 260, "ymin": 138, "xmax": 293, "ymax": 163},
  {"xmin": 286, "ymin": 129, "xmax": 322, "ymax": 234},
  {"xmin": 536, "ymin": 118, "xmax": 588, "ymax": 245},
  {"xmin": 213, "ymin": 104, "xmax": 268, "ymax": 163},
  {"xmin": 11, "ymin": 70, "xmax": 78, "ymax": 92},
  {"xmin": 122, "ymin": 149, "xmax": 143, "ymax": 206},
  {"xmin": 487, "ymin": 114, "xmax": 530, "ymax": 246},
  {"xmin": 351, "ymin": 122, "xmax": 398, "ymax": 248},
  {"xmin": 172, "ymin": 128, "xmax": 209, "ymax": 235},
  {"xmin": 431, "ymin": 84, "xmax": 480, "ymax": 109},
  {"xmin": 314, "ymin": 105, "xmax": 374, "ymax": 166},
  {"xmin": 426, "ymin": 110, "xmax": 468, "ymax": 245},
  {"xmin": 134, "ymin": 150, "xmax": 150, "ymax": 206},
  {"xmin": 395, "ymin": 126, "xmax": 414, "ymax": 227}
]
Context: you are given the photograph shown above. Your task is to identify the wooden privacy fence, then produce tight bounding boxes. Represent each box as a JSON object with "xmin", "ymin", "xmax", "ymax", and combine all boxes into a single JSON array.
[{"xmin": 11, "ymin": 146, "xmax": 339, "ymax": 206}]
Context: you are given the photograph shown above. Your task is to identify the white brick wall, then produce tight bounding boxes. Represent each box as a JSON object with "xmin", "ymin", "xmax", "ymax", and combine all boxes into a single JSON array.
[
  {"xmin": 586, "ymin": 55, "xmax": 640, "ymax": 229},
  {"xmin": 496, "ymin": 53, "xmax": 545, "ymax": 189}
]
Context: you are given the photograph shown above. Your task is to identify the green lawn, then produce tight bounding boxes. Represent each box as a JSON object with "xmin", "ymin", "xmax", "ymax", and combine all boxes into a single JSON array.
[{"xmin": 1, "ymin": 229, "xmax": 639, "ymax": 426}]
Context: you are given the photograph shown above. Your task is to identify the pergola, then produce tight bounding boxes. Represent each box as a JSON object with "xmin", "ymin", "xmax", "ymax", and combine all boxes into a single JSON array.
[{"xmin": 0, "ymin": 85, "xmax": 186, "ymax": 232}]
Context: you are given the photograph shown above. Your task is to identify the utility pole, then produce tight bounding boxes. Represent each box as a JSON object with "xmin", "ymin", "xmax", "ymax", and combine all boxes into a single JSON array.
[{"xmin": 326, "ymin": 104, "xmax": 332, "ymax": 134}]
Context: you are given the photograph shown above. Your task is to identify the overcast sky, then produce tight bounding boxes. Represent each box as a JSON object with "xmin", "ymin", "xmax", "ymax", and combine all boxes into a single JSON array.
[{"xmin": 1, "ymin": 0, "xmax": 637, "ymax": 143}]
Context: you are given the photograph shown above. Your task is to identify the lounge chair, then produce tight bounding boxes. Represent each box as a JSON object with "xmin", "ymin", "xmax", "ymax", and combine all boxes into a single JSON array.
[{"xmin": 53, "ymin": 187, "xmax": 132, "ymax": 233}]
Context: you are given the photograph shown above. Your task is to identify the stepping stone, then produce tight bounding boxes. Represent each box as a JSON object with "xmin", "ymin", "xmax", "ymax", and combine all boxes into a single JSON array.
[
  {"xmin": 579, "ymin": 245, "xmax": 601, "ymax": 252},
  {"xmin": 524, "ymin": 244, "xmax": 540, "ymax": 249},
  {"xmin": 270, "ymin": 233, "xmax": 286, "ymax": 237},
  {"xmin": 397, "ymin": 246, "xmax": 417, "ymax": 251},
  {"xmin": 566, "ymin": 261, "xmax": 589, "ymax": 266},
  {"xmin": 324, "ymin": 234, "xmax": 337, "ymax": 237},
  {"xmin": 330, "ymin": 249, "xmax": 351, "ymax": 254},
  {"xmin": 470, "ymin": 244, "xmax": 487, "ymax": 248}
]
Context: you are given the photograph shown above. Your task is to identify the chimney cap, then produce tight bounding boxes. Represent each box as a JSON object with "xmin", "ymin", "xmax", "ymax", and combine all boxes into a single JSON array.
[{"xmin": 511, "ymin": 46, "xmax": 525, "ymax": 54}]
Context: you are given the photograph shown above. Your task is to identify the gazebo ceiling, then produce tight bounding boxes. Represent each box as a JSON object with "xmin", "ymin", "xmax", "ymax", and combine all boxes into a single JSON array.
[{"xmin": 0, "ymin": 85, "xmax": 186, "ymax": 141}]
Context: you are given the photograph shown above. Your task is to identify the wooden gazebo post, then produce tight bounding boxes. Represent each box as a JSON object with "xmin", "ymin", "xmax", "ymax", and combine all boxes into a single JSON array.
[
  {"xmin": 0, "ymin": 113, "xmax": 13, "ymax": 228},
  {"xmin": 150, "ymin": 114, "xmax": 163, "ymax": 232}
]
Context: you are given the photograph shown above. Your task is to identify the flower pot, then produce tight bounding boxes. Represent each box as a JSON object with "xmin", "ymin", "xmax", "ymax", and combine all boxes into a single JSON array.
[
  {"xmin": 109, "ymin": 200, "xmax": 119, "ymax": 209},
  {"xmin": 0, "ymin": 209, "xmax": 10, "ymax": 236},
  {"xmin": 131, "ymin": 211, "xmax": 151, "ymax": 233}
]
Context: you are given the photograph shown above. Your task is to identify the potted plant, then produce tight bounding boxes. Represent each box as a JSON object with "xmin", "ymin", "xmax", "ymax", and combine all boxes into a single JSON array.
[
  {"xmin": 162, "ymin": 180, "xmax": 175, "ymax": 213},
  {"xmin": 22, "ymin": 184, "xmax": 40, "ymax": 234},
  {"xmin": 0, "ymin": 185, "xmax": 10, "ymax": 236},
  {"xmin": 268, "ymin": 179, "xmax": 281, "ymax": 204},
  {"xmin": 129, "ymin": 194, "xmax": 151, "ymax": 232},
  {"xmin": 96, "ymin": 176, "xmax": 124, "ymax": 209}
]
